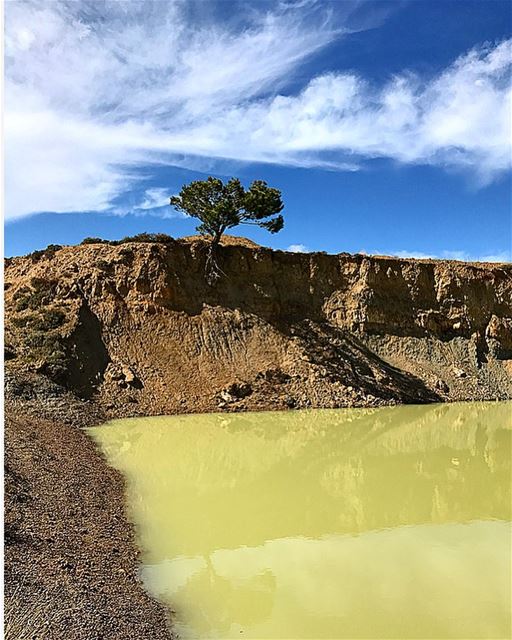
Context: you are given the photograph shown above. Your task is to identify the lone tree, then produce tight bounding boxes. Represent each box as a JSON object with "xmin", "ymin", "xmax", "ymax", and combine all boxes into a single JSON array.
[{"xmin": 170, "ymin": 177, "xmax": 284, "ymax": 245}]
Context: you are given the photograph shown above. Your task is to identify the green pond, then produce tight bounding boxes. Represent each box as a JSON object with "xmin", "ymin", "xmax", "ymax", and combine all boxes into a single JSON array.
[{"xmin": 89, "ymin": 402, "xmax": 512, "ymax": 639}]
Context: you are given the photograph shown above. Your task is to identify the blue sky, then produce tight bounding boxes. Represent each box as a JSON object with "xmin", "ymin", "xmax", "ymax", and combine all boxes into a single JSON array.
[{"xmin": 4, "ymin": 0, "xmax": 512, "ymax": 259}]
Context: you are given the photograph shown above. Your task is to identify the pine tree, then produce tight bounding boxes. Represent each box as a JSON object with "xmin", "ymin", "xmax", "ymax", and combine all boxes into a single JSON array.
[{"xmin": 170, "ymin": 177, "xmax": 284, "ymax": 245}]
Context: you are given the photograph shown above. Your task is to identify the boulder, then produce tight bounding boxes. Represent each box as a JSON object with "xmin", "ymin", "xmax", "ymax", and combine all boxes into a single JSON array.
[
  {"xmin": 104, "ymin": 362, "xmax": 142, "ymax": 389},
  {"xmin": 486, "ymin": 315, "xmax": 512, "ymax": 359}
]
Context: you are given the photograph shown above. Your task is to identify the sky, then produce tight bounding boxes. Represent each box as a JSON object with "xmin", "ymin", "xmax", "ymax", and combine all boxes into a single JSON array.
[{"xmin": 4, "ymin": 0, "xmax": 512, "ymax": 259}]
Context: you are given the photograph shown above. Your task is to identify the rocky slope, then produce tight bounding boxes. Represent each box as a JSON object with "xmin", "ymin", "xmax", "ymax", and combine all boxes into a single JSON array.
[
  {"xmin": 4, "ymin": 236, "xmax": 511, "ymax": 639},
  {"xmin": 5, "ymin": 236, "xmax": 512, "ymax": 415}
]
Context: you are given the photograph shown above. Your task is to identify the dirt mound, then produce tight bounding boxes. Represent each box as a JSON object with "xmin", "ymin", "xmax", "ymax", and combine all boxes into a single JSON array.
[{"xmin": 179, "ymin": 233, "xmax": 261, "ymax": 248}]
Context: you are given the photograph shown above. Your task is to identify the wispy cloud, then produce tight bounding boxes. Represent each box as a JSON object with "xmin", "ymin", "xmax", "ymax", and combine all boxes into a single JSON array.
[
  {"xmin": 137, "ymin": 188, "xmax": 172, "ymax": 211},
  {"xmin": 440, "ymin": 250, "xmax": 511, "ymax": 263},
  {"xmin": 108, "ymin": 187, "xmax": 184, "ymax": 219},
  {"xmin": 5, "ymin": 1, "xmax": 512, "ymax": 220},
  {"xmin": 365, "ymin": 249, "xmax": 511, "ymax": 263}
]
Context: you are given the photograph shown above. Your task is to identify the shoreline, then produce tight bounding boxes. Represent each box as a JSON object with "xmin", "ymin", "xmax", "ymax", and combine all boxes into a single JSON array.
[{"xmin": 5, "ymin": 371, "xmax": 174, "ymax": 640}]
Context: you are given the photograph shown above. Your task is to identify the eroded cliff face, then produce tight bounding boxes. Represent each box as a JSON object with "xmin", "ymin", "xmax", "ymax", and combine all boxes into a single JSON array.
[{"xmin": 4, "ymin": 238, "xmax": 512, "ymax": 415}]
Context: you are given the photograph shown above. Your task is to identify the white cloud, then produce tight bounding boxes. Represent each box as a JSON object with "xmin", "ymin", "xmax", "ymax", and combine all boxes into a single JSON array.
[
  {"xmin": 386, "ymin": 250, "xmax": 436, "ymax": 260},
  {"xmin": 4, "ymin": 1, "xmax": 512, "ymax": 220},
  {"xmin": 367, "ymin": 249, "xmax": 511, "ymax": 263},
  {"xmin": 208, "ymin": 40, "xmax": 511, "ymax": 179},
  {"xmin": 440, "ymin": 250, "xmax": 511, "ymax": 263},
  {"xmin": 287, "ymin": 244, "xmax": 309, "ymax": 253},
  {"xmin": 108, "ymin": 187, "xmax": 185, "ymax": 219},
  {"xmin": 5, "ymin": 1, "xmax": 340, "ymax": 219},
  {"xmin": 137, "ymin": 188, "xmax": 172, "ymax": 211}
]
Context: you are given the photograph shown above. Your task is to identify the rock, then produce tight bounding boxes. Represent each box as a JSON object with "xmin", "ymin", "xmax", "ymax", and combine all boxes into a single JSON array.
[
  {"xmin": 4, "ymin": 238, "xmax": 512, "ymax": 411},
  {"xmin": 220, "ymin": 390, "xmax": 234, "ymax": 403},
  {"xmin": 121, "ymin": 365, "xmax": 136, "ymax": 384},
  {"xmin": 105, "ymin": 362, "xmax": 142, "ymax": 389},
  {"xmin": 486, "ymin": 315, "xmax": 512, "ymax": 358},
  {"xmin": 435, "ymin": 379, "xmax": 449, "ymax": 393},
  {"xmin": 261, "ymin": 368, "xmax": 291, "ymax": 384},
  {"xmin": 225, "ymin": 381, "xmax": 252, "ymax": 399},
  {"xmin": 104, "ymin": 363, "xmax": 124, "ymax": 382},
  {"xmin": 218, "ymin": 381, "xmax": 251, "ymax": 404},
  {"xmin": 284, "ymin": 396, "xmax": 297, "ymax": 408},
  {"xmin": 374, "ymin": 371, "xmax": 390, "ymax": 384},
  {"xmin": 453, "ymin": 367, "xmax": 467, "ymax": 379},
  {"xmin": 486, "ymin": 315, "xmax": 512, "ymax": 343},
  {"xmin": 4, "ymin": 345, "xmax": 16, "ymax": 360}
]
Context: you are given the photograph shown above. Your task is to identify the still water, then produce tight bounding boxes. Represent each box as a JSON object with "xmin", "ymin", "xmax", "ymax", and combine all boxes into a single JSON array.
[{"xmin": 90, "ymin": 402, "xmax": 512, "ymax": 639}]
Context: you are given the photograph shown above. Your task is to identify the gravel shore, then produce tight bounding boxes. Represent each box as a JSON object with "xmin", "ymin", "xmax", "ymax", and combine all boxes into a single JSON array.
[{"xmin": 4, "ymin": 373, "xmax": 173, "ymax": 640}]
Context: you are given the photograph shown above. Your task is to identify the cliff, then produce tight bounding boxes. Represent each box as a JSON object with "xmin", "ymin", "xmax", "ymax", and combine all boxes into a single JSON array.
[{"xmin": 5, "ymin": 236, "xmax": 512, "ymax": 415}]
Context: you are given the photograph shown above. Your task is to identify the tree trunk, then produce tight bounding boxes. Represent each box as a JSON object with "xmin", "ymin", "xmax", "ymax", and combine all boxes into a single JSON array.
[{"xmin": 212, "ymin": 228, "xmax": 223, "ymax": 245}]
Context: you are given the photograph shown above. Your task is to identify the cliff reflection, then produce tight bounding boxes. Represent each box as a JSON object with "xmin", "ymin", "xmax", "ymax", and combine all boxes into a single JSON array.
[{"xmin": 90, "ymin": 402, "xmax": 511, "ymax": 639}]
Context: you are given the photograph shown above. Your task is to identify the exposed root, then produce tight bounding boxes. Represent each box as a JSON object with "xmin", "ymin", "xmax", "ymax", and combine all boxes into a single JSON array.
[{"xmin": 205, "ymin": 242, "xmax": 227, "ymax": 286}]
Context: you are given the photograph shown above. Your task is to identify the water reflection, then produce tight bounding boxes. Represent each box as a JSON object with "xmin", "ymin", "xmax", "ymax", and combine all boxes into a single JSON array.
[{"xmin": 90, "ymin": 402, "xmax": 512, "ymax": 639}]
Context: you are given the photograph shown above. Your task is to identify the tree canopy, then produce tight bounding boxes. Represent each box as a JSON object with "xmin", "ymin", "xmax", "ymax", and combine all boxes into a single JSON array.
[{"xmin": 170, "ymin": 177, "xmax": 284, "ymax": 244}]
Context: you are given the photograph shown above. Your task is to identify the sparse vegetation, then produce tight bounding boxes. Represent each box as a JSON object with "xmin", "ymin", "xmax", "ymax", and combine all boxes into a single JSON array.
[
  {"xmin": 34, "ymin": 308, "xmax": 66, "ymax": 331},
  {"xmin": 28, "ymin": 244, "xmax": 62, "ymax": 262},
  {"xmin": 13, "ymin": 308, "xmax": 66, "ymax": 349},
  {"xmin": 117, "ymin": 232, "xmax": 173, "ymax": 244},
  {"xmin": 22, "ymin": 321, "xmax": 68, "ymax": 379},
  {"xmin": 81, "ymin": 233, "xmax": 174, "ymax": 246},
  {"xmin": 80, "ymin": 237, "xmax": 109, "ymax": 245},
  {"xmin": 11, "ymin": 277, "xmax": 69, "ymax": 380},
  {"xmin": 13, "ymin": 279, "xmax": 58, "ymax": 311}
]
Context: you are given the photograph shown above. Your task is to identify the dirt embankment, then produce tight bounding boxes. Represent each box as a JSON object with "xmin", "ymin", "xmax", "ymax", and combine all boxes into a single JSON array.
[
  {"xmin": 5, "ymin": 236, "xmax": 512, "ymax": 413},
  {"xmin": 4, "ymin": 236, "xmax": 512, "ymax": 639}
]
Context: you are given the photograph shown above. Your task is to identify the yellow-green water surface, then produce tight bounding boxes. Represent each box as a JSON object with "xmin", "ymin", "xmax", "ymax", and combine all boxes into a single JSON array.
[{"xmin": 90, "ymin": 402, "xmax": 512, "ymax": 639}]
